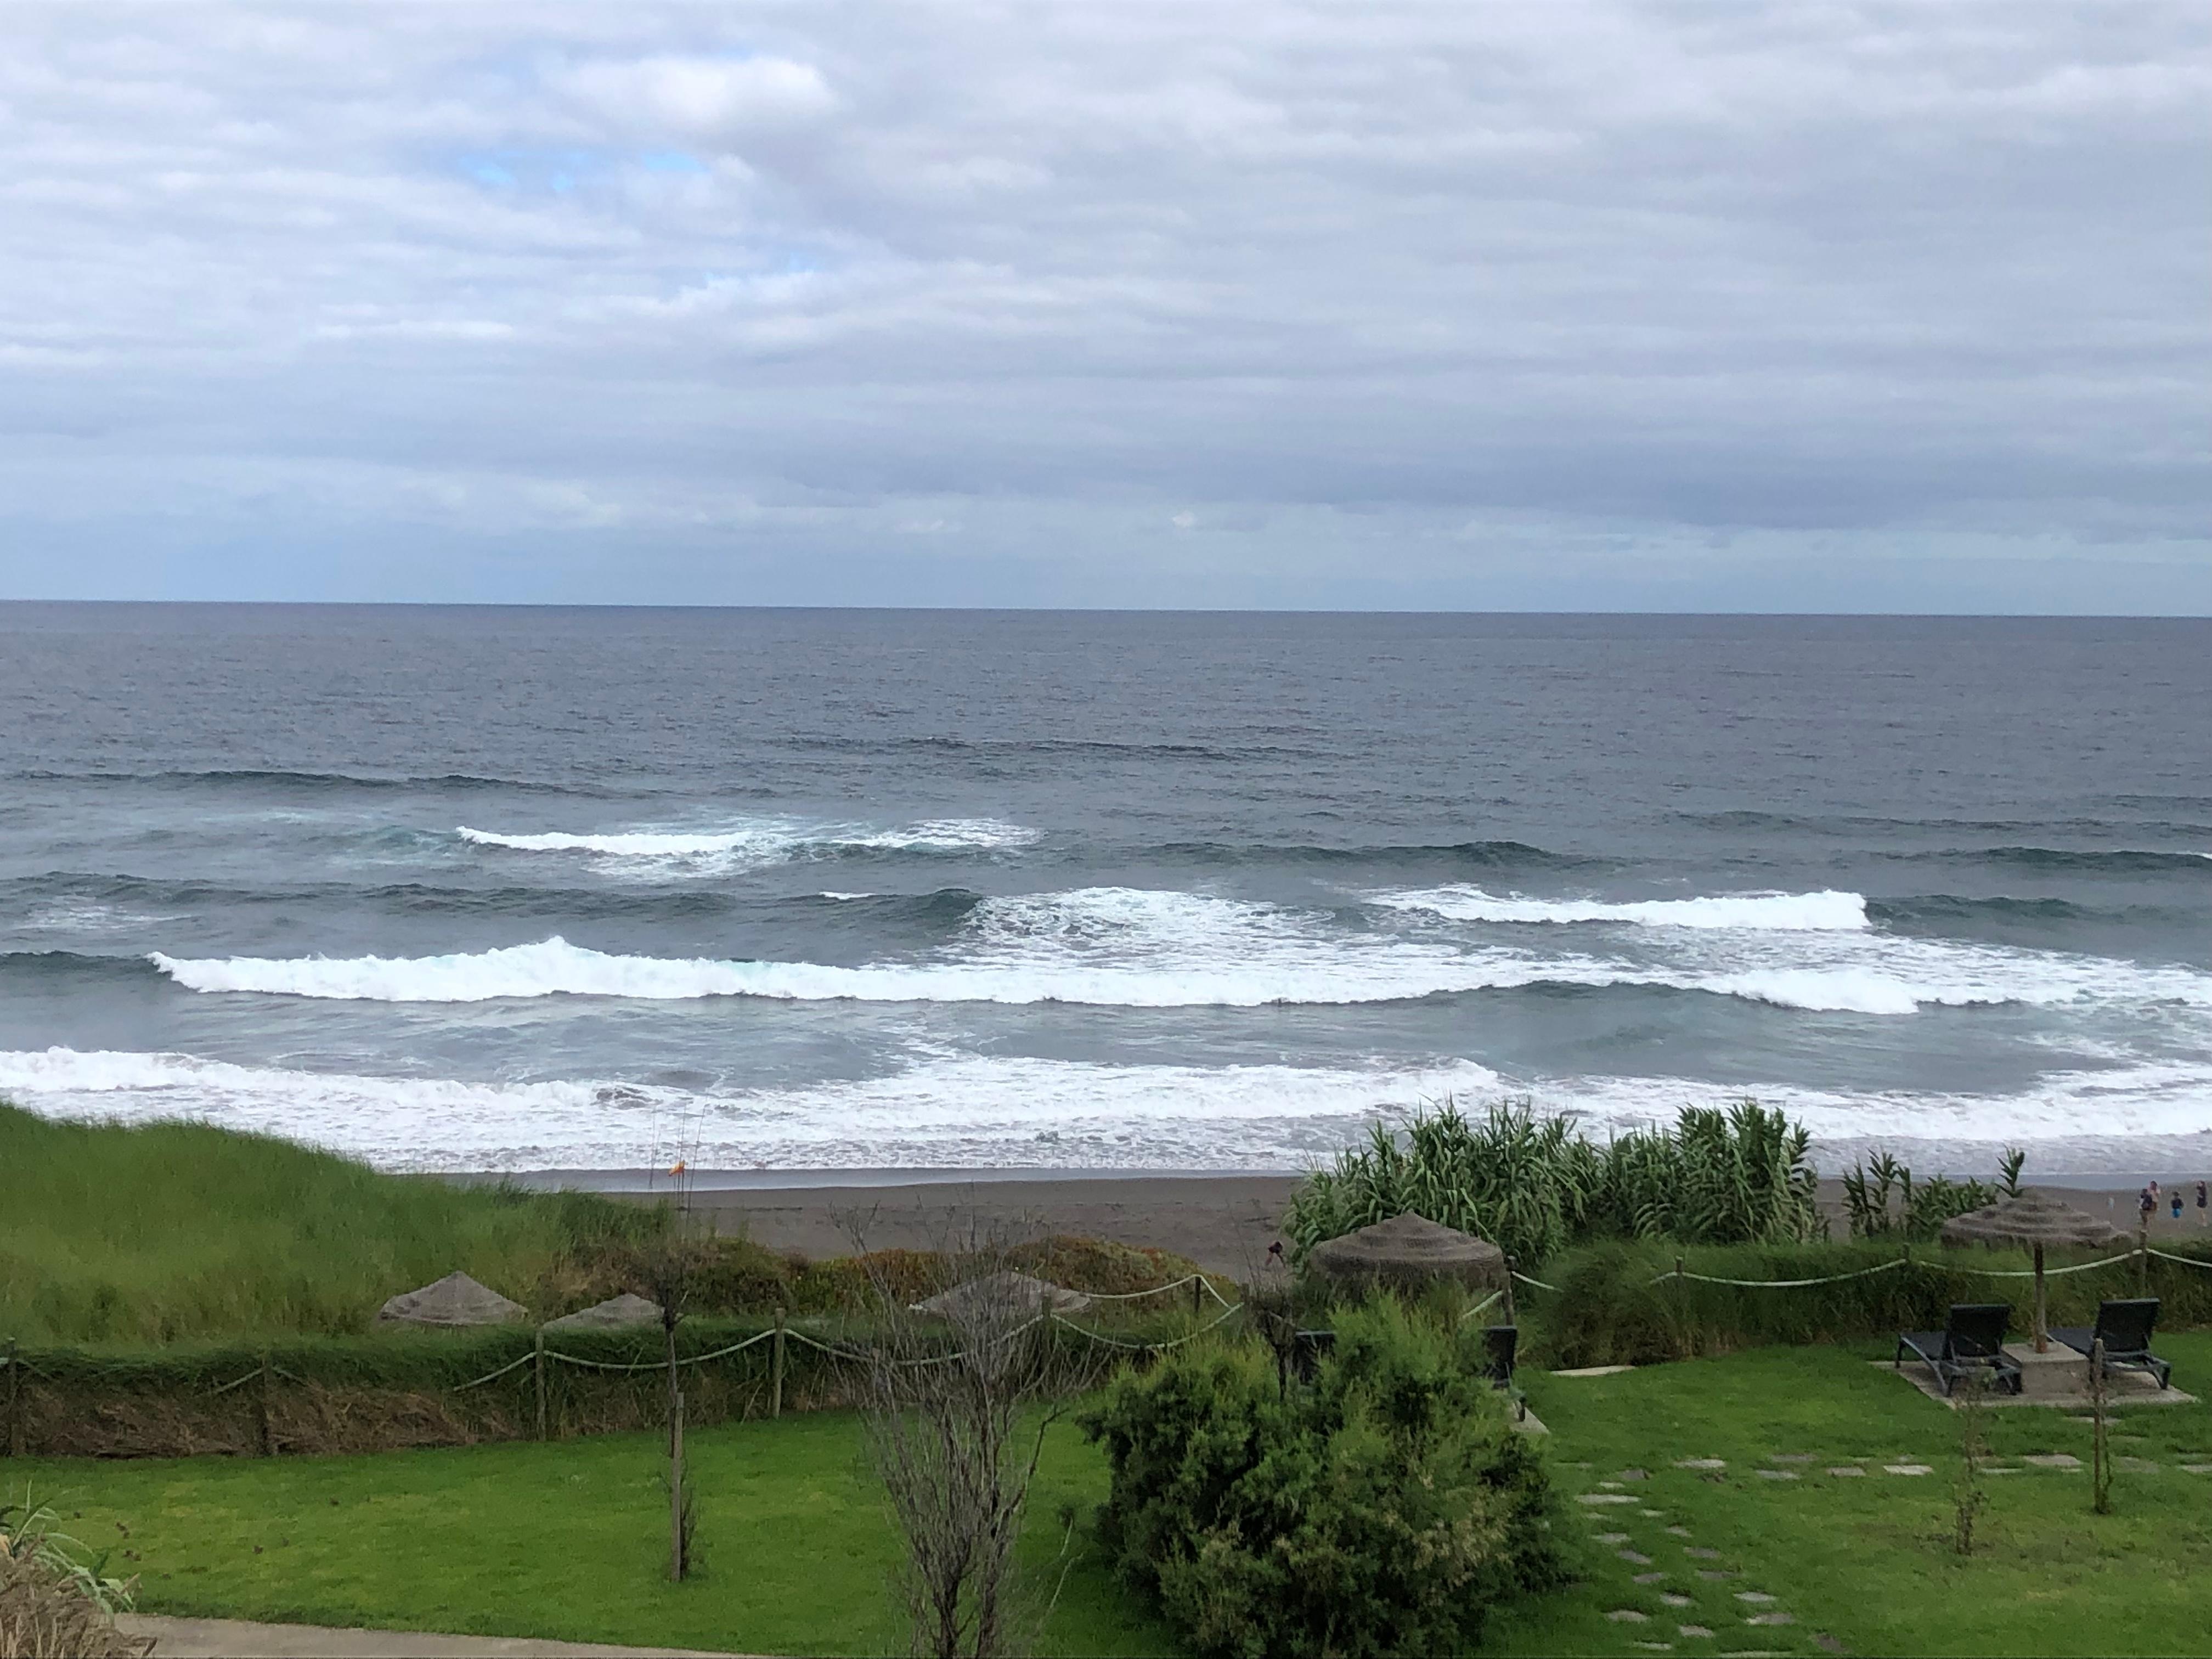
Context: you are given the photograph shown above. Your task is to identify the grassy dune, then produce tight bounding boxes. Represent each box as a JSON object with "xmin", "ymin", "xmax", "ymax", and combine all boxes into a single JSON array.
[{"xmin": 0, "ymin": 1102, "xmax": 661, "ymax": 1346}]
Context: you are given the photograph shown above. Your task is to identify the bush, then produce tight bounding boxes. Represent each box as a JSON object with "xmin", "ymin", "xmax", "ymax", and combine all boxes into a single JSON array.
[
  {"xmin": 1284, "ymin": 1097, "xmax": 1819, "ymax": 1267},
  {"xmin": 1081, "ymin": 1301, "xmax": 1562, "ymax": 1658}
]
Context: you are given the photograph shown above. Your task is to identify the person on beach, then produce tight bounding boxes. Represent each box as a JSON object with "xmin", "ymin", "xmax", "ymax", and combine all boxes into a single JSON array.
[
  {"xmin": 2174, "ymin": 1189, "xmax": 2186, "ymax": 1221},
  {"xmin": 2197, "ymin": 1180, "xmax": 2207, "ymax": 1224}
]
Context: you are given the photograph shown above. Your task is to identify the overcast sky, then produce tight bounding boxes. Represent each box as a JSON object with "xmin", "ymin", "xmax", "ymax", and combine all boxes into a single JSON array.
[{"xmin": 3, "ymin": 2, "xmax": 2207, "ymax": 611}]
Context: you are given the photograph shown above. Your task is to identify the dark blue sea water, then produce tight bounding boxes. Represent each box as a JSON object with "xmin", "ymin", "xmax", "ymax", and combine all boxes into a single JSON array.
[{"xmin": 3, "ymin": 603, "xmax": 2209, "ymax": 1174}]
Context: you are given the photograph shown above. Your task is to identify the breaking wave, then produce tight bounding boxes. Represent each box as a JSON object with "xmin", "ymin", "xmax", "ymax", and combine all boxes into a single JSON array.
[{"xmin": 1371, "ymin": 885, "xmax": 1869, "ymax": 931}]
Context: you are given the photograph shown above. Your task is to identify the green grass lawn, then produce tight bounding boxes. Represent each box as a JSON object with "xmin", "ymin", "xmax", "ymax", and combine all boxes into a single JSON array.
[
  {"xmin": 7, "ymin": 1409, "xmax": 1173, "ymax": 1657},
  {"xmin": 1488, "ymin": 1329, "xmax": 2212, "ymax": 1657},
  {"xmin": 14, "ymin": 1333, "xmax": 2211, "ymax": 1656}
]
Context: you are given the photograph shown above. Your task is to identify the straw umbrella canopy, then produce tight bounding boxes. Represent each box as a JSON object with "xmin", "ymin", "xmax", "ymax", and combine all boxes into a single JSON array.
[
  {"xmin": 1940, "ymin": 1192, "xmax": 2125, "ymax": 1352},
  {"xmin": 1308, "ymin": 1212, "xmax": 1506, "ymax": 1297},
  {"xmin": 376, "ymin": 1271, "xmax": 529, "ymax": 1328},
  {"xmin": 543, "ymin": 1292, "xmax": 664, "ymax": 1331}
]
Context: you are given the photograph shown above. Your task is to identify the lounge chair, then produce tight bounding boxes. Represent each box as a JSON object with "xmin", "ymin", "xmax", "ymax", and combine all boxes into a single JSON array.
[
  {"xmin": 1894, "ymin": 1304, "xmax": 2023, "ymax": 1398},
  {"xmin": 1288, "ymin": 1327, "xmax": 1335, "ymax": 1384},
  {"xmin": 2050, "ymin": 1299, "xmax": 2170, "ymax": 1391},
  {"xmin": 1482, "ymin": 1323, "xmax": 1527, "ymax": 1421}
]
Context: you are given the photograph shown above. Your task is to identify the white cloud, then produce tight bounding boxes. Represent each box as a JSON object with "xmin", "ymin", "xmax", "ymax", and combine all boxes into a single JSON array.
[{"xmin": 0, "ymin": 2, "xmax": 2204, "ymax": 608}]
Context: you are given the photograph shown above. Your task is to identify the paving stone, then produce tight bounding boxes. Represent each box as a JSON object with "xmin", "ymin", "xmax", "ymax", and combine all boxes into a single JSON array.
[
  {"xmin": 1767, "ymin": 1453, "xmax": 1815, "ymax": 1464},
  {"xmin": 1600, "ymin": 1480, "xmax": 1626, "ymax": 1489},
  {"xmin": 1683, "ymin": 1547, "xmax": 1722, "ymax": 1559},
  {"xmin": 1674, "ymin": 1458, "xmax": 1727, "ymax": 1469},
  {"xmin": 1640, "ymin": 1508, "xmax": 1667, "ymax": 1517},
  {"xmin": 1754, "ymin": 1469, "xmax": 1800, "ymax": 1480},
  {"xmin": 1661, "ymin": 1593, "xmax": 1694, "ymax": 1607},
  {"xmin": 1607, "ymin": 1609, "xmax": 1651, "ymax": 1623},
  {"xmin": 1746, "ymin": 1613, "xmax": 1797, "ymax": 1627},
  {"xmin": 1634, "ymin": 1572, "xmax": 1669, "ymax": 1584},
  {"xmin": 1631, "ymin": 1644, "xmax": 1674, "ymax": 1652},
  {"xmin": 1735, "ymin": 1592, "xmax": 1778, "ymax": 1605},
  {"xmin": 1666, "ymin": 1525, "xmax": 1693, "ymax": 1536},
  {"xmin": 1985, "ymin": 1467, "xmax": 2021, "ymax": 1476},
  {"xmin": 2023, "ymin": 1453, "xmax": 2083, "ymax": 1469},
  {"xmin": 1618, "ymin": 1549, "xmax": 1654, "ymax": 1565},
  {"xmin": 1696, "ymin": 1569, "xmax": 1739, "ymax": 1582},
  {"xmin": 1814, "ymin": 1635, "xmax": 1849, "ymax": 1655},
  {"xmin": 1596, "ymin": 1531, "xmax": 1630, "ymax": 1543},
  {"xmin": 2118, "ymin": 1457, "xmax": 2160, "ymax": 1473},
  {"xmin": 2180, "ymin": 1463, "xmax": 2212, "ymax": 1474},
  {"xmin": 1616, "ymin": 1468, "xmax": 1651, "ymax": 1480},
  {"xmin": 1677, "ymin": 1626, "xmax": 1714, "ymax": 1639},
  {"xmin": 1578, "ymin": 1493, "xmax": 1637, "ymax": 1504},
  {"xmin": 1883, "ymin": 1463, "xmax": 1933, "ymax": 1476}
]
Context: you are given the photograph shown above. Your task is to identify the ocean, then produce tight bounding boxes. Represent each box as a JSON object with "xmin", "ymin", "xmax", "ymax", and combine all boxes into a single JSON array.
[{"xmin": 3, "ymin": 603, "xmax": 2208, "ymax": 1177}]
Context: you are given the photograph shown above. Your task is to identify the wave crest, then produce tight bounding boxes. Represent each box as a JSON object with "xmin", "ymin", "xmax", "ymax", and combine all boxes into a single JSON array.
[{"xmin": 1372, "ymin": 886, "xmax": 1869, "ymax": 932}]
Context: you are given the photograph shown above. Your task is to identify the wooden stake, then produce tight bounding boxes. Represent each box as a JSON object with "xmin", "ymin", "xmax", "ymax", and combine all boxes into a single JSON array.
[
  {"xmin": 2137, "ymin": 1224, "xmax": 2150, "ymax": 1297},
  {"xmin": 256, "ymin": 1351, "xmax": 273, "ymax": 1457},
  {"xmin": 2032, "ymin": 1242, "xmax": 2048, "ymax": 1354},
  {"xmin": 669, "ymin": 1387, "xmax": 686, "ymax": 1582},
  {"xmin": 4, "ymin": 1338, "xmax": 20, "ymax": 1458},
  {"xmin": 534, "ymin": 1330, "xmax": 549, "ymax": 1441},
  {"xmin": 771, "ymin": 1308, "xmax": 786, "ymax": 1420},
  {"xmin": 1500, "ymin": 1257, "xmax": 1516, "ymax": 1326},
  {"xmin": 2090, "ymin": 1337, "xmax": 2111, "ymax": 1515}
]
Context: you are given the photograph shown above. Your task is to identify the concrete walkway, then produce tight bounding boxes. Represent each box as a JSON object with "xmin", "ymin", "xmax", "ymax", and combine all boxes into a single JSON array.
[{"xmin": 116, "ymin": 1615, "xmax": 746, "ymax": 1658}]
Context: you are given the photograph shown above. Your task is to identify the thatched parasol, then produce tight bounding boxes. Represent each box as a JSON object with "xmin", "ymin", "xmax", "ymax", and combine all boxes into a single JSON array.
[
  {"xmin": 376, "ymin": 1271, "xmax": 530, "ymax": 1328},
  {"xmin": 543, "ymin": 1292, "xmax": 663, "ymax": 1331},
  {"xmin": 1941, "ymin": 1192, "xmax": 2125, "ymax": 1352},
  {"xmin": 1308, "ymin": 1212, "xmax": 1505, "ymax": 1296},
  {"xmin": 911, "ymin": 1271, "xmax": 1091, "ymax": 1322}
]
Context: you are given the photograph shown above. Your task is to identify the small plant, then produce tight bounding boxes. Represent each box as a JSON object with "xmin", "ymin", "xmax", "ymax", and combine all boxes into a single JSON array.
[
  {"xmin": 1999, "ymin": 1146, "xmax": 2027, "ymax": 1200},
  {"xmin": 1950, "ymin": 1370, "xmax": 1989, "ymax": 1556},
  {"xmin": 0, "ymin": 1491, "xmax": 151, "ymax": 1659},
  {"xmin": 1844, "ymin": 1152, "xmax": 1994, "ymax": 1242}
]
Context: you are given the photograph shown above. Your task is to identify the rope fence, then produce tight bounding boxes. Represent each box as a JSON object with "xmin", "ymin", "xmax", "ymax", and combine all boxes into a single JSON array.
[{"xmin": 1628, "ymin": 1241, "xmax": 2212, "ymax": 1293}]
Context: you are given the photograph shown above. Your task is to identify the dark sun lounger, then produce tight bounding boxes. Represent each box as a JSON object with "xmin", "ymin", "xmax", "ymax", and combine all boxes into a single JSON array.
[
  {"xmin": 1895, "ymin": 1303, "xmax": 2023, "ymax": 1397},
  {"xmin": 2050, "ymin": 1299, "xmax": 2171, "ymax": 1391}
]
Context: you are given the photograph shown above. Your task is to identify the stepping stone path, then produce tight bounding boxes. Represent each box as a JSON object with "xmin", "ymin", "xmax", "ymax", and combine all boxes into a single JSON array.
[
  {"xmin": 1827, "ymin": 1466, "xmax": 1865, "ymax": 1477},
  {"xmin": 1768, "ymin": 1453, "xmax": 1814, "ymax": 1464},
  {"xmin": 1618, "ymin": 1549, "xmax": 1654, "ymax": 1565},
  {"xmin": 1595, "ymin": 1532, "xmax": 1630, "ymax": 1544},
  {"xmin": 1674, "ymin": 1458, "xmax": 1726, "ymax": 1469},
  {"xmin": 1683, "ymin": 1547, "xmax": 1722, "ymax": 1560},
  {"xmin": 2023, "ymin": 1454, "xmax": 2082, "ymax": 1469},
  {"xmin": 1617, "ymin": 1468, "xmax": 1651, "ymax": 1480},
  {"xmin": 2118, "ymin": 1457, "xmax": 2160, "ymax": 1473},
  {"xmin": 1634, "ymin": 1571, "xmax": 1668, "ymax": 1585},
  {"xmin": 1747, "ymin": 1613, "xmax": 1797, "ymax": 1627},
  {"xmin": 1678, "ymin": 1626, "xmax": 1713, "ymax": 1639},
  {"xmin": 1736, "ymin": 1592, "xmax": 1778, "ymax": 1605},
  {"xmin": 1607, "ymin": 1609, "xmax": 1651, "ymax": 1623},
  {"xmin": 1883, "ymin": 1464, "xmax": 1932, "ymax": 1476},
  {"xmin": 1600, "ymin": 1480, "xmax": 1626, "ymax": 1489},
  {"xmin": 1696, "ymin": 1569, "xmax": 1739, "ymax": 1582},
  {"xmin": 1756, "ymin": 1469, "xmax": 1800, "ymax": 1480},
  {"xmin": 2181, "ymin": 1464, "xmax": 2212, "ymax": 1474},
  {"xmin": 1632, "ymin": 1644, "xmax": 1673, "ymax": 1652},
  {"xmin": 1579, "ymin": 1493, "xmax": 1637, "ymax": 1504},
  {"xmin": 1640, "ymin": 1508, "xmax": 1666, "ymax": 1517},
  {"xmin": 1666, "ymin": 1525, "xmax": 1692, "ymax": 1537},
  {"xmin": 1661, "ymin": 1593, "xmax": 1694, "ymax": 1609}
]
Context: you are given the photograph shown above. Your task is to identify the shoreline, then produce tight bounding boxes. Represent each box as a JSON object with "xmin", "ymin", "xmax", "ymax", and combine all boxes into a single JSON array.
[{"xmin": 450, "ymin": 1168, "xmax": 2212, "ymax": 1279}]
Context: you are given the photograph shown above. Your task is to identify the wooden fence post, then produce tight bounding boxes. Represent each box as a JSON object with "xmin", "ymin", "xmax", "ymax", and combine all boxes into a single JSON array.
[
  {"xmin": 1192, "ymin": 1275, "xmax": 1204, "ymax": 1318},
  {"xmin": 2137, "ymin": 1226, "xmax": 2150, "ymax": 1297},
  {"xmin": 256, "ymin": 1350, "xmax": 273, "ymax": 1457},
  {"xmin": 533, "ymin": 1330, "xmax": 548, "ymax": 1441},
  {"xmin": 771, "ymin": 1308, "xmax": 786, "ymax": 1420},
  {"xmin": 4, "ymin": 1338, "xmax": 20, "ymax": 1458},
  {"xmin": 1501, "ymin": 1257, "xmax": 1517, "ymax": 1326}
]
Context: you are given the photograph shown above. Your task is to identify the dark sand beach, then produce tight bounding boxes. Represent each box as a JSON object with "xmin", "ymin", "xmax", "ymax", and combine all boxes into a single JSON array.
[{"xmin": 494, "ymin": 1169, "xmax": 2212, "ymax": 1279}]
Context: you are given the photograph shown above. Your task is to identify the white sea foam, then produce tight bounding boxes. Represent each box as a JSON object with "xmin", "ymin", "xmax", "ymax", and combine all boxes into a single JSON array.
[
  {"xmin": 1373, "ymin": 885, "xmax": 1869, "ymax": 931},
  {"xmin": 455, "ymin": 816, "xmax": 1039, "ymax": 865},
  {"xmin": 9, "ymin": 1045, "xmax": 2211, "ymax": 1173},
  {"xmin": 144, "ymin": 884, "xmax": 2212, "ymax": 1014},
  {"xmin": 0, "ymin": 1046, "xmax": 1502, "ymax": 1171}
]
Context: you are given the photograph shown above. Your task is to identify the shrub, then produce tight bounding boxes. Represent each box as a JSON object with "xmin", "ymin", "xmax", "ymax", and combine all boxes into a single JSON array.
[
  {"xmin": 0, "ymin": 1494, "xmax": 151, "ymax": 1659},
  {"xmin": 1081, "ymin": 1300, "xmax": 1561, "ymax": 1658},
  {"xmin": 1838, "ymin": 1149, "xmax": 2013, "ymax": 1242},
  {"xmin": 1284, "ymin": 1096, "xmax": 1819, "ymax": 1266}
]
